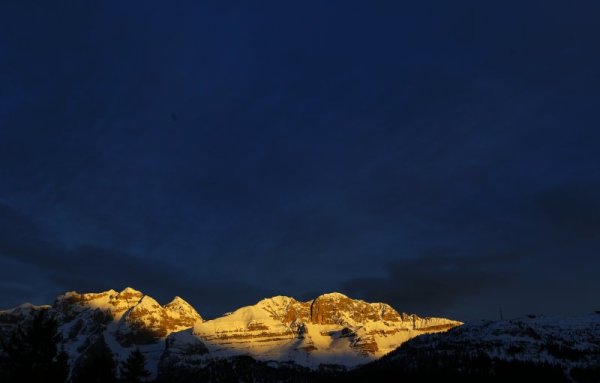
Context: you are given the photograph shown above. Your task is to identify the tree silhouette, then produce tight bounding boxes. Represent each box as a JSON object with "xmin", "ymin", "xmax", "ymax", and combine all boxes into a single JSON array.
[
  {"xmin": 120, "ymin": 348, "xmax": 151, "ymax": 383},
  {"xmin": 71, "ymin": 336, "xmax": 117, "ymax": 383},
  {"xmin": 0, "ymin": 310, "xmax": 68, "ymax": 383}
]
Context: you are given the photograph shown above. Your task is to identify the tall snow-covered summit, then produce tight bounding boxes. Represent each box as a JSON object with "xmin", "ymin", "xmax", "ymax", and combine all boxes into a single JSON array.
[{"xmin": 0, "ymin": 288, "xmax": 461, "ymax": 378}]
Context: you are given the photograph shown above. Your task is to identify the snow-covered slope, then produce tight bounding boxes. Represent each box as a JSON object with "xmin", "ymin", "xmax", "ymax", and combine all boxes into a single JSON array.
[
  {"xmin": 0, "ymin": 288, "xmax": 460, "ymax": 376},
  {"xmin": 403, "ymin": 313, "xmax": 600, "ymax": 365},
  {"xmin": 0, "ymin": 302, "xmax": 50, "ymax": 341},
  {"xmin": 365, "ymin": 312, "xmax": 600, "ymax": 381}
]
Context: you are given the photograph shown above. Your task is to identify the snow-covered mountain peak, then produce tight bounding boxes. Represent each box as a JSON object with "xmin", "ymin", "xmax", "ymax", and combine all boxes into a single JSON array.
[
  {"xmin": 117, "ymin": 287, "xmax": 144, "ymax": 300},
  {"xmin": 254, "ymin": 295, "xmax": 298, "ymax": 319},
  {"xmin": 1, "ymin": 302, "xmax": 50, "ymax": 313},
  {"xmin": 123, "ymin": 296, "xmax": 161, "ymax": 320},
  {"xmin": 0, "ymin": 302, "xmax": 49, "ymax": 338},
  {"xmin": 256, "ymin": 295, "xmax": 297, "ymax": 307},
  {"xmin": 166, "ymin": 296, "xmax": 187, "ymax": 306},
  {"xmin": 314, "ymin": 292, "xmax": 350, "ymax": 301},
  {"xmin": 116, "ymin": 292, "xmax": 202, "ymax": 347},
  {"xmin": 53, "ymin": 289, "xmax": 137, "ymax": 320},
  {"xmin": 164, "ymin": 296, "xmax": 203, "ymax": 323}
]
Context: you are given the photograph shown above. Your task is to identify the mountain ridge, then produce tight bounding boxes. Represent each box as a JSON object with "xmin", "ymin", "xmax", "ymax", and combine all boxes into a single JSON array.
[
  {"xmin": 2, "ymin": 288, "xmax": 599, "ymax": 382},
  {"xmin": 0, "ymin": 287, "xmax": 462, "ymax": 378}
]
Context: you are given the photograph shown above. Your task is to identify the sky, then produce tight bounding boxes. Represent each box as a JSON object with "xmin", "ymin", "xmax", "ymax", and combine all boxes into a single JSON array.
[{"xmin": 0, "ymin": 1, "xmax": 599, "ymax": 321}]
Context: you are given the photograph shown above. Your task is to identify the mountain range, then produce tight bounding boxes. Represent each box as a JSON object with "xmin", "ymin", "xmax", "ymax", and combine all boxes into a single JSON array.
[
  {"xmin": 0, "ymin": 287, "xmax": 460, "ymax": 381},
  {"xmin": 1, "ymin": 287, "xmax": 598, "ymax": 382}
]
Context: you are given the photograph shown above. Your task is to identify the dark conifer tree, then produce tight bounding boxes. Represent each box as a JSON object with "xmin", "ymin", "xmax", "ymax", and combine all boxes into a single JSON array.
[
  {"xmin": 0, "ymin": 310, "xmax": 69, "ymax": 383},
  {"xmin": 120, "ymin": 348, "xmax": 151, "ymax": 383},
  {"xmin": 70, "ymin": 336, "xmax": 117, "ymax": 383}
]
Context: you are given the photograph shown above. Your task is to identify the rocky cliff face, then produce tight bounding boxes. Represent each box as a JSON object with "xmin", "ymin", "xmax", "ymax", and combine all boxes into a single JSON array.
[{"xmin": 0, "ymin": 288, "xmax": 461, "ymax": 376}]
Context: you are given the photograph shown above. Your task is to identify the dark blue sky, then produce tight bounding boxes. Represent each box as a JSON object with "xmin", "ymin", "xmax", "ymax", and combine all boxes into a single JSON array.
[{"xmin": 1, "ymin": 1, "xmax": 599, "ymax": 320}]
